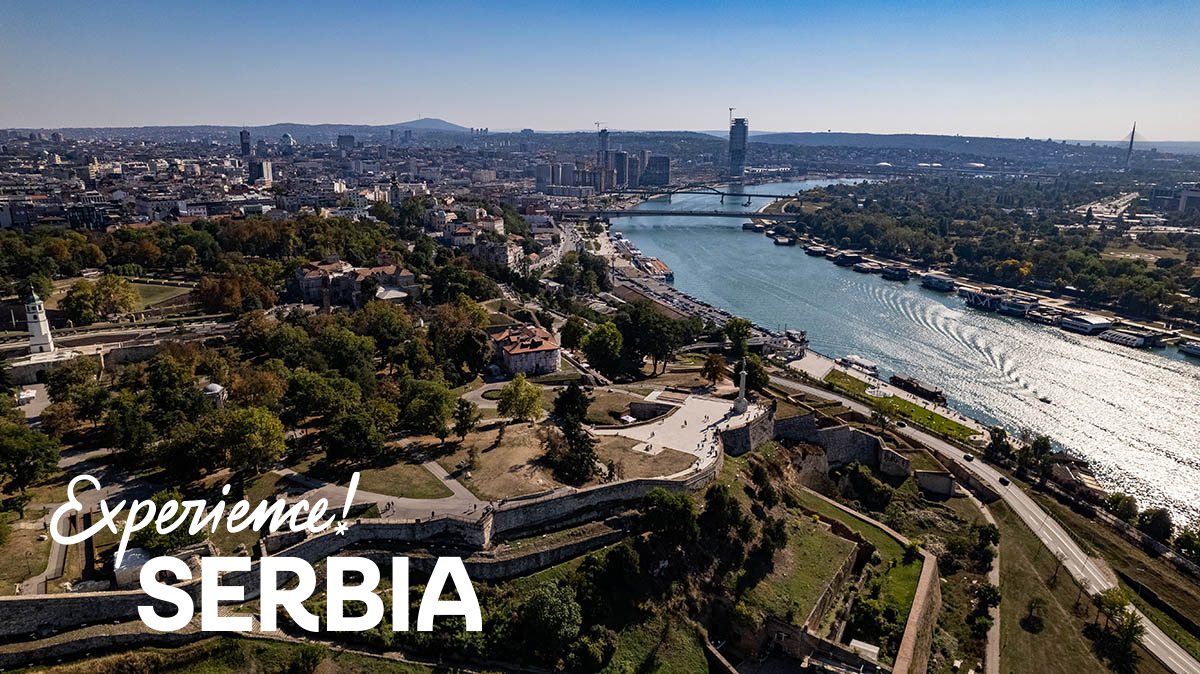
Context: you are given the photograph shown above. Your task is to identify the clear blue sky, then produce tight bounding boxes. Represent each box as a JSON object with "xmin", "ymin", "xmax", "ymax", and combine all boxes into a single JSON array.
[{"xmin": 2, "ymin": 0, "xmax": 1197, "ymax": 140}]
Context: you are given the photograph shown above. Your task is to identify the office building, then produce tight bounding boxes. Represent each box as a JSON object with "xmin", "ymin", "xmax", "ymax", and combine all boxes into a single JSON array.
[
  {"xmin": 239, "ymin": 129, "xmax": 251, "ymax": 157},
  {"xmin": 641, "ymin": 155, "xmax": 671, "ymax": 186},
  {"xmin": 598, "ymin": 128, "xmax": 610, "ymax": 167},
  {"xmin": 614, "ymin": 151, "xmax": 628, "ymax": 187},
  {"xmin": 337, "ymin": 134, "xmax": 356, "ymax": 151},
  {"xmin": 729, "ymin": 117, "xmax": 748, "ymax": 180},
  {"xmin": 535, "ymin": 164, "xmax": 552, "ymax": 192},
  {"xmin": 249, "ymin": 159, "xmax": 272, "ymax": 186},
  {"xmin": 627, "ymin": 155, "xmax": 641, "ymax": 188}
]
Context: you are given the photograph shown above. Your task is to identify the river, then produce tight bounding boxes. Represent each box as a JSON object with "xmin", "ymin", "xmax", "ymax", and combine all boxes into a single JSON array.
[{"xmin": 609, "ymin": 180, "xmax": 1200, "ymax": 524}]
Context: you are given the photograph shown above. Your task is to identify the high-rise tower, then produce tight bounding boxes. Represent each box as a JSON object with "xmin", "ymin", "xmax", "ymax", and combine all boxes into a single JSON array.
[
  {"xmin": 729, "ymin": 118, "xmax": 748, "ymax": 180},
  {"xmin": 598, "ymin": 128, "xmax": 610, "ymax": 168},
  {"xmin": 239, "ymin": 129, "xmax": 251, "ymax": 157}
]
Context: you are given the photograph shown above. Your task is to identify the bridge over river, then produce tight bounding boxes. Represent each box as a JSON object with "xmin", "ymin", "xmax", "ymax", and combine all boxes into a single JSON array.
[{"xmin": 557, "ymin": 208, "xmax": 801, "ymax": 222}]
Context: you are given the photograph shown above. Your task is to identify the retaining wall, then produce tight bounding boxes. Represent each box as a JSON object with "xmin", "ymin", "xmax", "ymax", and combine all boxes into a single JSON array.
[
  {"xmin": 914, "ymin": 470, "xmax": 955, "ymax": 496},
  {"xmin": 926, "ymin": 448, "xmax": 1001, "ymax": 503},
  {"xmin": 775, "ymin": 412, "xmax": 910, "ymax": 477},
  {"xmin": 0, "ymin": 454, "xmax": 722, "ymax": 640},
  {"xmin": 719, "ymin": 407, "xmax": 776, "ymax": 456}
]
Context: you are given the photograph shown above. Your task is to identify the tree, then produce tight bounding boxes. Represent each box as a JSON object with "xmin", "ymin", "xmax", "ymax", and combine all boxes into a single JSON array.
[
  {"xmin": 871, "ymin": 408, "xmax": 893, "ymax": 436},
  {"xmin": 975, "ymin": 582, "xmax": 1001, "ymax": 611},
  {"xmin": 44, "ymin": 357, "xmax": 100, "ymax": 404},
  {"xmin": 60, "ymin": 280, "xmax": 99, "ymax": 325},
  {"xmin": 104, "ymin": 390, "xmax": 155, "ymax": 457},
  {"xmin": 401, "ymin": 379, "xmax": 454, "ymax": 437},
  {"xmin": 452, "ymin": 398, "xmax": 480, "ymax": 440},
  {"xmin": 698, "ymin": 484, "xmax": 752, "ymax": 564},
  {"xmin": 1137, "ymin": 507, "xmax": 1174, "ymax": 543},
  {"xmin": 326, "ymin": 410, "xmax": 385, "ymax": 463},
  {"xmin": 560, "ymin": 315, "xmax": 588, "ymax": 349},
  {"xmin": 984, "ymin": 426, "xmax": 1012, "ymax": 462},
  {"xmin": 222, "ymin": 406, "xmax": 286, "ymax": 472},
  {"xmin": 1113, "ymin": 606, "xmax": 1146, "ymax": 649},
  {"xmin": 552, "ymin": 381, "xmax": 592, "ymax": 425},
  {"xmin": 1174, "ymin": 529, "xmax": 1200, "ymax": 562},
  {"xmin": 497, "ymin": 374, "xmax": 542, "ymax": 423},
  {"xmin": 133, "ymin": 488, "xmax": 205, "ymax": 553},
  {"xmin": 641, "ymin": 487, "xmax": 698, "ymax": 551},
  {"xmin": 0, "ymin": 426, "xmax": 59, "ymax": 495},
  {"xmin": 1096, "ymin": 586, "xmax": 1131, "ymax": 629},
  {"xmin": 760, "ymin": 516, "xmax": 789, "ymax": 558},
  {"xmin": 72, "ymin": 382, "xmax": 110, "ymax": 427},
  {"xmin": 541, "ymin": 423, "xmax": 599, "ymax": 484},
  {"xmin": 724, "ymin": 318, "xmax": 752, "ymax": 358},
  {"xmin": 581, "ymin": 322, "xmax": 623, "ymax": 377},
  {"xmin": 174, "ymin": 244, "xmax": 198, "ymax": 270},
  {"xmin": 40, "ymin": 402, "xmax": 79, "ymax": 439},
  {"xmin": 744, "ymin": 354, "xmax": 769, "ymax": 391},
  {"xmin": 520, "ymin": 583, "xmax": 582, "ymax": 656},
  {"xmin": 92, "ymin": 274, "xmax": 139, "ymax": 318},
  {"xmin": 701, "ymin": 353, "xmax": 726, "ymax": 387},
  {"xmin": 356, "ymin": 300, "xmax": 412, "ymax": 353},
  {"xmin": 1051, "ymin": 549, "xmax": 1067, "ymax": 584},
  {"xmin": 1026, "ymin": 595, "xmax": 1047, "ymax": 619},
  {"xmin": 1106, "ymin": 493, "xmax": 1139, "ymax": 522},
  {"xmin": 146, "ymin": 354, "xmax": 203, "ymax": 420}
]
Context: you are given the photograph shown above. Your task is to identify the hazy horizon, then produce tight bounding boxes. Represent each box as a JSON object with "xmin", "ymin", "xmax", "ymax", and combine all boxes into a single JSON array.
[{"xmin": 3, "ymin": 0, "xmax": 1198, "ymax": 141}]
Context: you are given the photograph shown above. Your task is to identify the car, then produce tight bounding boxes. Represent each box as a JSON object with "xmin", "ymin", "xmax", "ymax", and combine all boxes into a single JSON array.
[
  {"xmin": 896, "ymin": 421, "xmax": 907, "ymax": 428},
  {"xmin": 964, "ymin": 453, "xmax": 975, "ymax": 462},
  {"xmin": 998, "ymin": 476, "xmax": 1010, "ymax": 486}
]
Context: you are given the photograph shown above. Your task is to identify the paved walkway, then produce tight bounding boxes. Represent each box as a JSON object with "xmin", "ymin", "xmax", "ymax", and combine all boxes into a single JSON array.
[
  {"xmin": 593, "ymin": 393, "xmax": 767, "ymax": 477},
  {"xmin": 18, "ymin": 448, "xmax": 152, "ymax": 595},
  {"xmin": 966, "ymin": 492, "xmax": 1000, "ymax": 674},
  {"xmin": 273, "ymin": 460, "xmax": 483, "ymax": 522}
]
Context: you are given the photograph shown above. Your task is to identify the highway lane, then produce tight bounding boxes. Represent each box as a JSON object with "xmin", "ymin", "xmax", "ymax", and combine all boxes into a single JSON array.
[{"xmin": 767, "ymin": 371, "xmax": 1200, "ymax": 674}]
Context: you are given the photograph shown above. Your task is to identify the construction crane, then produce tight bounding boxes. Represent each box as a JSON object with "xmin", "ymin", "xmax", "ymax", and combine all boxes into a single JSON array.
[
  {"xmin": 595, "ymin": 121, "xmax": 605, "ymax": 131},
  {"xmin": 728, "ymin": 107, "xmax": 735, "ymax": 124}
]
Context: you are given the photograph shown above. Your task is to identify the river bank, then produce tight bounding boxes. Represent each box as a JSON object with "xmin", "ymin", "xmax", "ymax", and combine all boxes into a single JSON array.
[{"xmin": 602, "ymin": 179, "xmax": 1200, "ymax": 524}]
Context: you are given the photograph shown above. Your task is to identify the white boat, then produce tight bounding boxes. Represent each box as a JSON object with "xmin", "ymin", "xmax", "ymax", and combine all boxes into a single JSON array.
[{"xmin": 837, "ymin": 355, "xmax": 878, "ymax": 374}]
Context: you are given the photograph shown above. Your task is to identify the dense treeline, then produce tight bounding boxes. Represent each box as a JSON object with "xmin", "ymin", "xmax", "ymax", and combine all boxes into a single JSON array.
[{"xmin": 779, "ymin": 174, "xmax": 1200, "ymax": 320}]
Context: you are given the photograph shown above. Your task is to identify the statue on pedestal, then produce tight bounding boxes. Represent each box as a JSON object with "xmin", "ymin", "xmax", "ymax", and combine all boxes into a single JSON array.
[{"xmin": 733, "ymin": 358, "xmax": 748, "ymax": 414}]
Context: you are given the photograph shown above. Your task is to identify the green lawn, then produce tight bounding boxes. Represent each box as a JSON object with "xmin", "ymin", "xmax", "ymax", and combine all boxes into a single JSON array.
[
  {"xmin": 290, "ymin": 450, "xmax": 452, "ymax": 501},
  {"xmin": 1027, "ymin": 490, "xmax": 1200, "ymax": 662},
  {"xmin": 992, "ymin": 501, "xmax": 1170, "ymax": 674},
  {"xmin": 790, "ymin": 488, "xmax": 923, "ymax": 624},
  {"xmin": 824, "ymin": 371, "xmax": 977, "ymax": 442},
  {"xmin": 735, "ymin": 517, "xmax": 857, "ymax": 626},
  {"xmin": 131, "ymin": 282, "xmax": 191, "ymax": 307},
  {"xmin": 600, "ymin": 612, "xmax": 710, "ymax": 674},
  {"xmin": 0, "ymin": 512, "xmax": 52, "ymax": 595}
]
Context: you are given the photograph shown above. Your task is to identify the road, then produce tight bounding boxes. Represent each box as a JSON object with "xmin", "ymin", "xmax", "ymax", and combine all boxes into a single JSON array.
[{"xmin": 767, "ymin": 371, "xmax": 1200, "ymax": 674}]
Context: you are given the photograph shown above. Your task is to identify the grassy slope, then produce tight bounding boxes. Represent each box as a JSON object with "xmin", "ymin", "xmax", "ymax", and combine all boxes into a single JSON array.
[
  {"xmin": 824, "ymin": 370, "xmax": 976, "ymax": 442},
  {"xmin": 791, "ymin": 488, "xmax": 923, "ymax": 623},
  {"xmin": 993, "ymin": 500, "xmax": 1170, "ymax": 674}
]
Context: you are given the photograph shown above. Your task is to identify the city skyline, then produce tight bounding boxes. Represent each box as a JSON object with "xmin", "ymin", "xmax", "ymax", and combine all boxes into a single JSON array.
[{"xmin": 3, "ymin": 0, "xmax": 1199, "ymax": 140}]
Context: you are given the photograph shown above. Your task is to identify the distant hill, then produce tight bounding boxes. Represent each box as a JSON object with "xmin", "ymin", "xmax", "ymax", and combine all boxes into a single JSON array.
[
  {"xmin": 23, "ymin": 118, "xmax": 474, "ymax": 142},
  {"xmin": 391, "ymin": 117, "xmax": 470, "ymax": 132}
]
